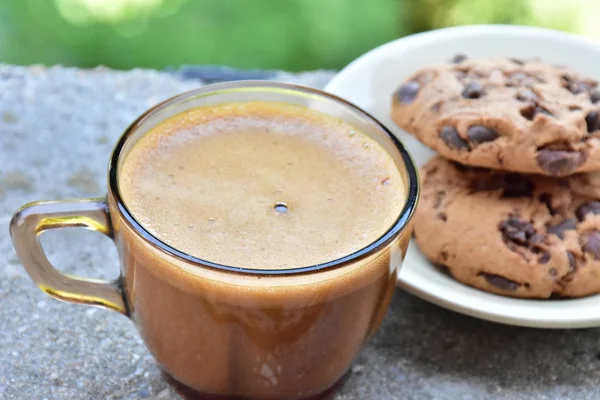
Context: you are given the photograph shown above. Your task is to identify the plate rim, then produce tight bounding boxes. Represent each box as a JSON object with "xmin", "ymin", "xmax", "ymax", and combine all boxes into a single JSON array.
[
  {"xmin": 324, "ymin": 24, "xmax": 600, "ymax": 329},
  {"xmin": 326, "ymin": 24, "xmax": 600, "ymax": 92}
]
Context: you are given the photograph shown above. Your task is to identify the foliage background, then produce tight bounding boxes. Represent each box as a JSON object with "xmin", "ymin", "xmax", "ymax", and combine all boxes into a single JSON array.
[{"xmin": 0, "ymin": 0, "xmax": 598, "ymax": 71}]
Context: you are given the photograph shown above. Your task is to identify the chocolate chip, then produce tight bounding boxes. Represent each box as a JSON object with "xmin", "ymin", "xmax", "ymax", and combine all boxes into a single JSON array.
[
  {"xmin": 467, "ymin": 125, "xmax": 499, "ymax": 144},
  {"xmin": 395, "ymin": 81, "xmax": 420, "ymax": 104},
  {"xmin": 502, "ymin": 175, "xmax": 534, "ymax": 198},
  {"xmin": 567, "ymin": 251, "xmax": 576, "ymax": 270},
  {"xmin": 547, "ymin": 218, "xmax": 577, "ymax": 239},
  {"xmin": 590, "ymin": 88, "xmax": 600, "ymax": 103},
  {"xmin": 515, "ymin": 89, "xmax": 538, "ymax": 102},
  {"xmin": 479, "ymin": 272, "xmax": 520, "ymax": 291},
  {"xmin": 536, "ymin": 149, "xmax": 586, "ymax": 175},
  {"xmin": 576, "ymin": 201, "xmax": 600, "ymax": 221},
  {"xmin": 561, "ymin": 75, "xmax": 573, "ymax": 89},
  {"xmin": 450, "ymin": 161, "xmax": 469, "ymax": 173},
  {"xmin": 500, "ymin": 217, "xmax": 536, "ymax": 246},
  {"xmin": 520, "ymin": 104, "xmax": 553, "ymax": 121},
  {"xmin": 451, "ymin": 54, "xmax": 467, "ymax": 63},
  {"xmin": 509, "ymin": 58, "xmax": 525, "ymax": 65},
  {"xmin": 462, "ymin": 81, "xmax": 485, "ymax": 99},
  {"xmin": 437, "ymin": 212, "xmax": 448, "ymax": 221},
  {"xmin": 583, "ymin": 231, "xmax": 600, "ymax": 260},
  {"xmin": 440, "ymin": 251, "xmax": 449, "ymax": 262},
  {"xmin": 430, "ymin": 102, "xmax": 442, "ymax": 113},
  {"xmin": 519, "ymin": 105, "xmax": 536, "ymax": 121},
  {"xmin": 439, "ymin": 126, "xmax": 469, "ymax": 150},
  {"xmin": 539, "ymin": 193, "xmax": 556, "ymax": 215},
  {"xmin": 470, "ymin": 175, "xmax": 505, "ymax": 193},
  {"xmin": 575, "ymin": 82, "xmax": 592, "ymax": 94},
  {"xmin": 562, "ymin": 75, "xmax": 591, "ymax": 94},
  {"xmin": 585, "ymin": 111, "xmax": 599, "ymax": 133},
  {"xmin": 530, "ymin": 233, "xmax": 545, "ymax": 246},
  {"xmin": 538, "ymin": 252, "xmax": 551, "ymax": 264},
  {"xmin": 561, "ymin": 75, "xmax": 575, "ymax": 92}
]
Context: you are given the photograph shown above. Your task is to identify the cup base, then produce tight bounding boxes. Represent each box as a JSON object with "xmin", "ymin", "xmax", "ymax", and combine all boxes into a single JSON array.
[{"xmin": 162, "ymin": 371, "xmax": 350, "ymax": 400}]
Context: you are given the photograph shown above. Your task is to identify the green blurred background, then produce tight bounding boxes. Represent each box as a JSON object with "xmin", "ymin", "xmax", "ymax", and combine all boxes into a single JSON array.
[{"xmin": 0, "ymin": 0, "xmax": 598, "ymax": 71}]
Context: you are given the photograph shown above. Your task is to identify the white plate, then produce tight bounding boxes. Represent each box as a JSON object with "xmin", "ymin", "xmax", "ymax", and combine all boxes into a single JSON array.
[{"xmin": 325, "ymin": 25, "xmax": 600, "ymax": 329}]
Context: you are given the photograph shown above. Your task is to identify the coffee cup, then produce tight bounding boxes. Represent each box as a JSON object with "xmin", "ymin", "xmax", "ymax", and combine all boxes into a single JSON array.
[{"xmin": 10, "ymin": 81, "xmax": 419, "ymax": 399}]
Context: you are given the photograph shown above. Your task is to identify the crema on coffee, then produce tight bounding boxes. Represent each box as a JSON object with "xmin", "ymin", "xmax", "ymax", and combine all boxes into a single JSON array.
[{"xmin": 119, "ymin": 101, "xmax": 405, "ymax": 269}]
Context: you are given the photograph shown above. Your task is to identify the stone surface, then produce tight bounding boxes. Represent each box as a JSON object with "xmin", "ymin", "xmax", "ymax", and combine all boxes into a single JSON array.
[{"xmin": 1, "ymin": 65, "xmax": 600, "ymax": 400}]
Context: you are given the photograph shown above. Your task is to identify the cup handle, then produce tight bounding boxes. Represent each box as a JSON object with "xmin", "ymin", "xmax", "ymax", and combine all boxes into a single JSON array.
[{"xmin": 9, "ymin": 197, "xmax": 128, "ymax": 316}]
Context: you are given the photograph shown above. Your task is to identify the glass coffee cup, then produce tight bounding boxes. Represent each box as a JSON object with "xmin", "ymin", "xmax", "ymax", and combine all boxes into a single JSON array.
[{"xmin": 10, "ymin": 81, "xmax": 419, "ymax": 400}]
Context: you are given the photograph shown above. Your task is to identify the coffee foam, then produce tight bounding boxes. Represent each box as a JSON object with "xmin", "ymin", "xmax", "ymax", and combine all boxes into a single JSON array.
[{"xmin": 119, "ymin": 101, "xmax": 405, "ymax": 270}]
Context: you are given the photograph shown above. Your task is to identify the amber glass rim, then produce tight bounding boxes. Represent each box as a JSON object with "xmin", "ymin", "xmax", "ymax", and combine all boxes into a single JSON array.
[{"xmin": 108, "ymin": 81, "xmax": 419, "ymax": 276}]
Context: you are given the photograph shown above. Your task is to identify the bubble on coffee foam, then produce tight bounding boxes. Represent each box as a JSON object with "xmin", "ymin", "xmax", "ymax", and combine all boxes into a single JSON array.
[{"xmin": 274, "ymin": 202, "xmax": 288, "ymax": 213}]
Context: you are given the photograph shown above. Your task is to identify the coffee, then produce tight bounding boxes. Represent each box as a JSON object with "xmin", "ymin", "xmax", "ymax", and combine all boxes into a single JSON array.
[
  {"xmin": 119, "ymin": 101, "xmax": 405, "ymax": 269},
  {"xmin": 112, "ymin": 101, "xmax": 407, "ymax": 399}
]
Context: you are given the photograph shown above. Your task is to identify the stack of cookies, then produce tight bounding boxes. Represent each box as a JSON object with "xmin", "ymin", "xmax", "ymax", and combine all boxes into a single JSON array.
[{"xmin": 391, "ymin": 55, "xmax": 600, "ymax": 298}]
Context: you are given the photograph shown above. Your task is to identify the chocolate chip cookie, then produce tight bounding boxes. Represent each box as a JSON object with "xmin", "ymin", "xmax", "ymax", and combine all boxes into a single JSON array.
[
  {"xmin": 414, "ymin": 156, "xmax": 600, "ymax": 298},
  {"xmin": 392, "ymin": 56, "xmax": 600, "ymax": 176},
  {"xmin": 569, "ymin": 171, "xmax": 600, "ymax": 199}
]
